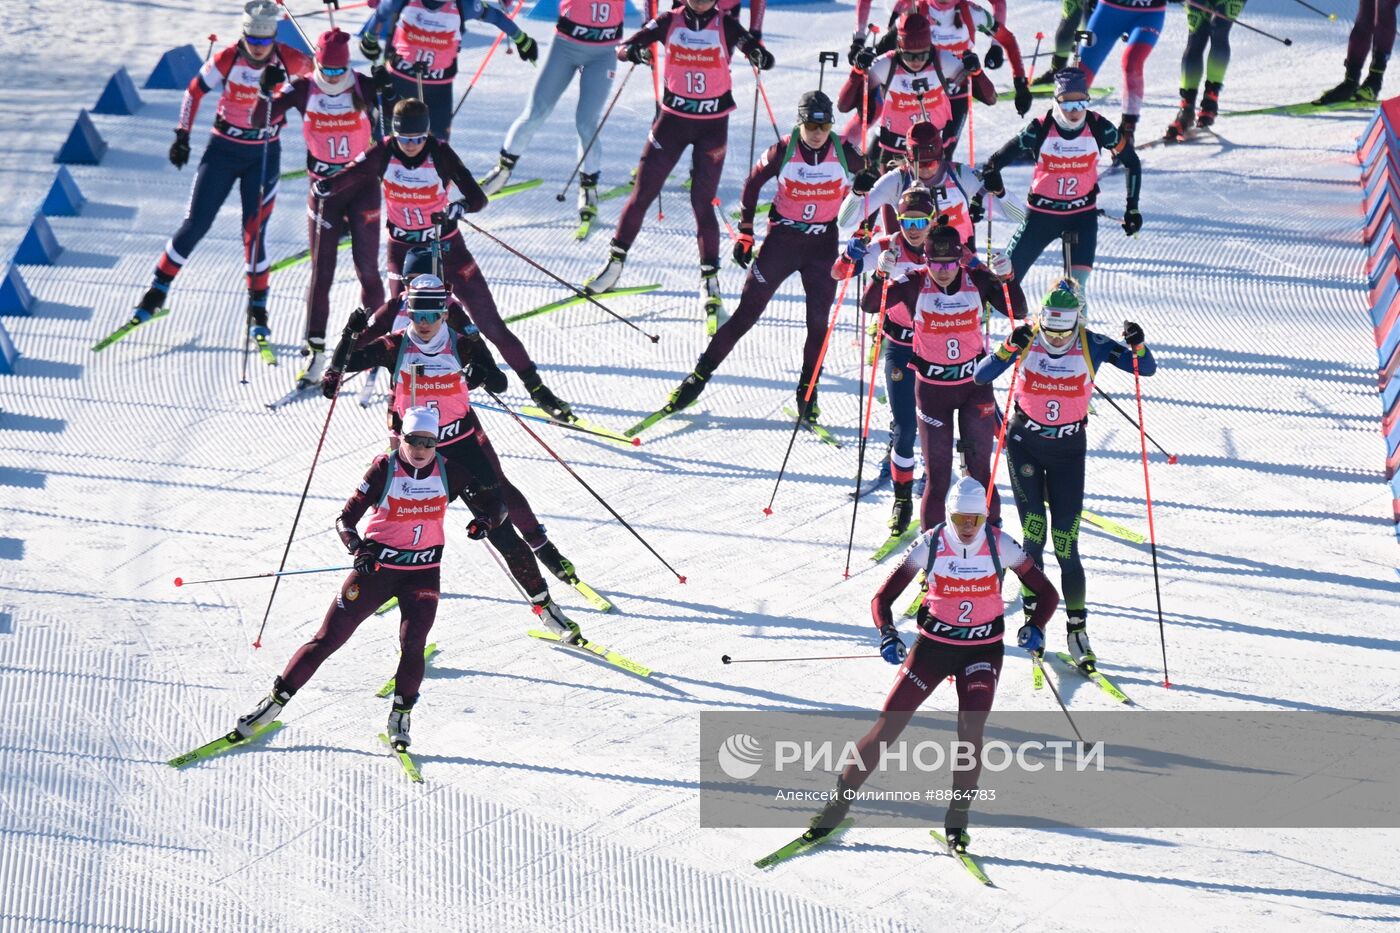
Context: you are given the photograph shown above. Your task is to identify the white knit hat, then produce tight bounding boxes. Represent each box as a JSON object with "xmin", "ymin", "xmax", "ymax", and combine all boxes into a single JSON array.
[
  {"xmin": 401, "ymin": 405, "xmax": 439, "ymax": 439},
  {"xmin": 242, "ymin": 0, "xmax": 281, "ymax": 38},
  {"xmin": 945, "ymin": 475, "xmax": 988, "ymax": 518}
]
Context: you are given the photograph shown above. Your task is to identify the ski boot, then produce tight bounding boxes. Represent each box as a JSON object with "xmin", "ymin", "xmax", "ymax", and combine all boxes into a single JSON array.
[
  {"xmin": 1066, "ymin": 610, "xmax": 1095, "ymax": 670},
  {"xmin": 387, "ymin": 694, "xmax": 414, "ymax": 749},
  {"xmin": 943, "ymin": 827, "xmax": 972, "ymax": 855},
  {"xmin": 889, "ymin": 480, "xmax": 913, "ymax": 535},
  {"xmin": 1358, "ymin": 64, "xmax": 1387, "ymax": 101},
  {"xmin": 480, "ymin": 149, "xmax": 519, "ymax": 196},
  {"xmin": 295, "ymin": 339, "xmax": 326, "ymax": 389},
  {"xmin": 130, "ymin": 284, "xmax": 168, "ymax": 325},
  {"xmin": 247, "ymin": 288, "xmax": 274, "ymax": 361},
  {"xmin": 532, "ymin": 540, "xmax": 578, "ymax": 584},
  {"xmin": 700, "ymin": 262, "xmax": 723, "ymax": 335},
  {"xmin": 1314, "ymin": 63, "xmax": 1361, "ymax": 104},
  {"xmin": 803, "ymin": 782, "xmax": 853, "ymax": 842},
  {"xmin": 534, "ymin": 596, "xmax": 582, "ymax": 645},
  {"xmin": 795, "ymin": 382, "xmax": 821, "ymax": 423},
  {"xmin": 1164, "ymin": 88, "xmax": 1196, "ymax": 140},
  {"xmin": 666, "ymin": 357, "xmax": 716, "ymax": 413},
  {"xmin": 585, "ymin": 243, "xmax": 627, "ymax": 294},
  {"xmin": 236, "ymin": 677, "xmax": 293, "ymax": 739},
  {"xmin": 578, "ymin": 170, "xmax": 599, "ymax": 224},
  {"xmin": 519, "ymin": 365, "xmax": 574, "ymax": 421},
  {"xmin": 1196, "ymin": 81, "xmax": 1221, "ymax": 129}
]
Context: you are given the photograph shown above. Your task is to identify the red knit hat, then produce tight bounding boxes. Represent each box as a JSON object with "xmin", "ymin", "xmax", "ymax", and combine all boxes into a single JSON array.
[
  {"xmin": 317, "ymin": 29, "xmax": 350, "ymax": 69},
  {"xmin": 897, "ymin": 13, "xmax": 932, "ymax": 53}
]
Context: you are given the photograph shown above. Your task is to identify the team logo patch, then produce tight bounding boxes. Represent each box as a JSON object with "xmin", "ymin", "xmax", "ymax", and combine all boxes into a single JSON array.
[
  {"xmin": 346, "ymin": 584, "xmax": 360, "ymax": 602},
  {"xmin": 891, "ymin": 368, "xmax": 904, "ymax": 382},
  {"xmin": 1021, "ymin": 463, "xmax": 1034, "ymax": 476}
]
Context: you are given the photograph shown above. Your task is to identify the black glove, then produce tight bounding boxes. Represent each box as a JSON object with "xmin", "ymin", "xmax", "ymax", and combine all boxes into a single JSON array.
[
  {"xmin": 312, "ymin": 178, "xmax": 333, "ymax": 199},
  {"xmin": 1122, "ymin": 207, "xmax": 1143, "ymax": 236},
  {"xmin": 984, "ymin": 44, "xmax": 1004, "ymax": 70},
  {"xmin": 621, "ymin": 43, "xmax": 650, "ymax": 65},
  {"xmin": 321, "ymin": 368, "xmax": 344, "ymax": 399},
  {"xmin": 979, "ymin": 164, "xmax": 1005, "ymax": 197},
  {"xmin": 371, "ymin": 63, "xmax": 393, "ymax": 93},
  {"xmin": 879, "ymin": 622, "xmax": 908, "ymax": 665},
  {"xmin": 747, "ymin": 44, "xmax": 774, "ymax": 71},
  {"xmin": 360, "ymin": 35, "xmax": 382, "ymax": 61},
  {"xmin": 1122, "ymin": 320, "xmax": 1145, "ymax": 349},
  {"xmin": 732, "ymin": 224, "xmax": 755, "ymax": 267},
  {"xmin": 960, "ymin": 50, "xmax": 981, "ymax": 75},
  {"xmin": 259, "ymin": 64, "xmax": 286, "ymax": 94},
  {"xmin": 464, "ymin": 359, "xmax": 508, "ymax": 393},
  {"xmin": 852, "ymin": 169, "xmax": 878, "ymax": 196},
  {"xmin": 169, "ymin": 128, "xmax": 191, "ymax": 169},
  {"xmin": 513, "ymin": 32, "xmax": 539, "ymax": 64},
  {"xmin": 854, "ymin": 46, "xmax": 876, "ymax": 72},
  {"xmin": 465, "ymin": 519, "xmax": 491, "ymax": 540},
  {"xmin": 1006, "ymin": 323, "xmax": 1034, "ymax": 352},
  {"xmin": 344, "ymin": 306, "xmax": 369, "ymax": 335},
  {"xmin": 968, "ymin": 192, "xmax": 985, "ymax": 224},
  {"xmin": 848, "ymin": 33, "xmax": 867, "ymax": 66},
  {"xmin": 1013, "ymin": 76, "xmax": 1032, "ymax": 117},
  {"xmin": 353, "ymin": 543, "xmax": 379, "ymax": 576}
]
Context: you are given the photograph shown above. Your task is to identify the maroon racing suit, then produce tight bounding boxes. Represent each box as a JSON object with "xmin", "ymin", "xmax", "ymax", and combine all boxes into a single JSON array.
[
  {"xmin": 279, "ymin": 451, "xmax": 499, "ymax": 699},
  {"xmin": 609, "ymin": 8, "xmax": 765, "ymax": 265},
  {"xmin": 697, "ymin": 135, "xmax": 866, "ymax": 387},
  {"xmin": 325, "ymin": 137, "xmax": 552, "ymax": 390},
  {"xmin": 825, "ymin": 523, "xmax": 1058, "ymax": 831},
  {"xmin": 265, "ymin": 73, "xmax": 386, "ymax": 344}
]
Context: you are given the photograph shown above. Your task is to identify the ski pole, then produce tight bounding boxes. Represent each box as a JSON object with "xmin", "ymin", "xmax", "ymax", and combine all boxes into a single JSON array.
[
  {"xmin": 275, "ymin": 0, "xmax": 316, "ymax": 47},
  {"xmin": 321, "ymin": 0, "xmax": 339, "ymax": 30},
  {"xmin": 764, "ymin": 275, "xmax": 852, "ymax": 516},
  {"xmin": 818, "ymin": 50, "xmax": 839, "ymax": 92},
  {"xmin": 253, "ymin": 391, "xmax": 339, "ymax": 648},
  {"xmin": 721, "ymin": 652, "xmax": 881, "ymax": 664},
  {"xmin": 480, "ymin": 538, "xmax": 543, "ymax": 609},
  {"xmin": 748, "ymin": 83, "xmax": 759, "ymax": 171},
  {"xmin": 242, "ymin": 84, "xmax": 277, "ymax": 386},
  {"xmin": 752, "ymin": 66, "xmax": 782, "ymax": 143},
  {"xmin": 204, "ymin": 34, "xmax": 218, "ymax": 62},
  {"xmin": 1030, "ymin": 651, "xmax": 1087, "ymax": 742},
  {"xmin": 1181, "ymin": 0, "xmax": 1293, "ymax": 45},
  {"xmin": 482, "ymin": 387, "xmax": 687, "ymax": 583},
  {"xmin": 843, "ymin": 279, "xmax": 890, "ymax": 578},
  {"xmin": 1026, "ymin": 31, "xmax": 1043, "ymax": 83},
  {"xmin": 1092, "ymin": 384, "xmax": 1178, "ymax": 462},
  {"xmin": 473, "ymin": 400, "xmax": 642, "ymax": 445},
  {"xmin": 649, "ymin": 43, "xmax": 665, "ymax": 221},
  {"xmin": 174, "ymin": 565, "xmax": 352, "ymax": 587},
  {"xmin": 711, "ymin": 197, "xmax": 741, "ymax": 246},
  {"xmin": 450, "ymin": 217, "xmax": 661, "ymax": 342},
  {"xmin": 556, "ymin": 63, "xmax": 636, "ymax": 203},
  {"xmin": 452, "ymin": 0, "xmax": 526, "ymax": 118},
  {"xmin": 1132, "ymin": 351, "xmax": 1172, "ymax": 688},
  {"xmin": 1283, "ymin": 0, "xmax": 1338, "ymax": 19}
]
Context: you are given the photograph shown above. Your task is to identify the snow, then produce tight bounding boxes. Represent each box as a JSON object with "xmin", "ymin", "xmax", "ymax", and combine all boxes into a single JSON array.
[{"xmin": 1, "ymin": 0, "xmax": 1398, "ymax": 929}]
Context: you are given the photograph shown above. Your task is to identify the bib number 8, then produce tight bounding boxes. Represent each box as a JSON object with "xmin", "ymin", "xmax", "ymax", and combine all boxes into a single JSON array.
[{"xmin": 946, "ymin": 337, "xmax": 961, "ymax": 360}]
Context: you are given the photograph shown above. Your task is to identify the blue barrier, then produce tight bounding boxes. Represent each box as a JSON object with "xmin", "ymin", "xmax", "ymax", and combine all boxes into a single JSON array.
[
  {"xmin": 145, "ymin": 44, "xmax": 203, "ymax": 90},
  {"xmin": 0, "ymin": 266, "xmax": 33, "ymax": 317},
  {"xmin": 41, "ymin": 167, "xmax": 86, "ymax": 217},
  {"xmin": 94, "ymin": 66, "xmax": 144, "ymax": 115},
  {"xmin": 277, "ymin": 18, "xmax": 313, "ymax": 55},
  {"xmin": 0, "ymin": 317, "xmax": 16, "ymax": 374},
  {"xmin": 14, "ymin": 215, "xmax": 62, "ymax": 266},
  {"xmin": 54, "ymin": 110, "xmax": 107, "ymax": 165}
]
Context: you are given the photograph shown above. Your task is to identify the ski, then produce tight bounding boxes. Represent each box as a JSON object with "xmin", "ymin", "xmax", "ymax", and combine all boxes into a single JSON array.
[
  {"xmin": 574, "ymin": 215, "xmax": 593, "ymax": 241},
  {"xmin": 870, "ymin": 526, "xmax": 918, "ymax": 562},
  {"xmin": 705, "ymin": 301, "xmax": 720, "ymax": 337},
  {"xmin": 168, "ymin": 721, "xmax": 284, "ymax": 768},
  {"xmin": 1140, "ymin": 127, "xmax": 1217, "ymax": 150},
  {"xmin": 849, "ymin": 469, "xmax": 891, "ymax": 501},
  {"xmin": 270, "ymin": 236, "xmax": 350, "ymax": 274},
  {"xmin": 571, "ymin": 580, "xmax": 614, "ymax": 613},
  {"xmin": 597, "ymin": 179, "xmax": 634, "ymax": 202},
  {"xmin": 754, "ymin": 819, "xmax": 854, "ymax": 869},
  {"xmin": 902, "ymin": 573, "xmax": 925, "ymax": 617},
  {"xmin": 1024, "ymin": 84, "xmax": 1113, "ymax": 100},
  {"xmin": 91, "ymin": 308, "xmax": 172, "ymax": 352},
  {"xmin": 378, "ymin": 733, "xmax": 424, "ymax": 782},
  {"xmin": 265, "ymin": 383, "xmax": 320, "ymax": 411},
  {"xmin": 928, "ymin": 830, "xmax": 992, "ymax": 885},
  {"xmin": 728, "ymin": 202, "xmax": 771, "ymax": 221},
  {"xmin": 1081, "ymin": 510, "xmax": 1146, "ymax": 544},
  {"xmin": 375, "ymin": 642, "xmax": 440, "ymax": 698},
  {"xmin": 1054, "ymin": 652, "xmax": 1131, "ymax": 704},
  {"xmin": 505, "ymin": 282, "xmax": 662, "ymax": 325},
  {"xmin": 358, "ymin": 367, "xmax": 381, "ymax": 408},
  {"xmin": 518, "ymin": 406, "xmax": 635, "ymax": 447},
  {"xmin": 1032, "ymin": 658, "xmax": 1045, "ymax": 691},
  {"xmin": 1224, "ymin": 99, "xmax": 1375, "ymax": 117},
  {"xmin": 486, "ymin": 178, "xmax": 543, "ymax": 202},
  {"xmin": 528, "ymin": 629, "xmax": 652, "ymax": 677},
  {"xmin": 782, "ymin": 407, "xmax": 842, "ymax": 448},
  {"xmin": 254, "ymin": 333, "xmax": 278, "ymax": 366},
  {"xmin": 374, "ymin": 595, "xmax": 398, "ymax": 617},
  {"xmin": 280, "ymin": 167, "xmax": 308, "ymax": 181},
  {"xmin": 624, "ymin": 405, "xmax": 685, "ymax": 437}
]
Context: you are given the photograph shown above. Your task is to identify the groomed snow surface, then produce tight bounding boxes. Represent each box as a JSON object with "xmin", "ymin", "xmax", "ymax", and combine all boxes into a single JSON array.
[{"xmin": 1, "ymin": 0, "xmax": 1398, "ymax": 929}]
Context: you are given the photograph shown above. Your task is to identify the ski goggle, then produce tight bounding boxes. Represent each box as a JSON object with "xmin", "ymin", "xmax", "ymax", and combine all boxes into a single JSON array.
[
  {"xmin": 898, "ymin": 214, "xmax": 932, "ymax": 230},
  {"xmin": 927, "ymin": 258, "xmax": 960, "ymax": 271},
  {"xmin": 899, "ymin": 49, "xmax": 931, "ymax": 61},
  {"xmin": 395, "ymin": 134, "xmax": 429, "ymax": 145},
  {"xmin": 1042, "ymin": 327, "xmax": 1076, "ymax": 343},
  {"xmin": 404, "ymin": 434, "xmax": 438, "ymax": 449},
  {"xmin": 409, "ymin": 310, "xmax": 444, "ymax": 324},
  {"xmin": 1055, "ymin": 98, "xmax": 1090, "ymax": 113},
  {"xmin": 319, "ymin": 66, "xmax": 349, "ymax": 78},
  {"xmin": 244, "ymin": 34, "xmax": 276, "ymax": 46},
  {"xmin": 802, "ymin": 121, "xmax": 834, "ymax": 132},
  {"xmin": 948, "ymin": 512, "xmax": 986, "ymax": 526}
]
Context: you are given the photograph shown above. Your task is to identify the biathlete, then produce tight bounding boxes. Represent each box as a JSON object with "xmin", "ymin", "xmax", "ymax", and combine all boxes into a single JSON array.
[
  {"xmin": 803, "ymin": 476, "xmax": 1059, "ymax": 854},
  {"xmin": 122, "ymin": 1, "xmax": 312, "ymax": 350},
  {"xmin": 584, "ymin": 0, "xmax": 774, "ymax": 324},
  {"xmin": 233, "ymin": 405, "xmax": 503, "ymax": 751},
  {"xmin": 1165, "ymin": 0, "xmax": 1243, "ymax": 139},
  {"xmin": 1075, "ymin": 0, "xmax": 1165, "ymax": 143},
  {"xmin": 264, "ymin": 28, "xmax": 388, "ymax": 388},
  {"xmin": 974, "ymin": 280, "xmax": 1156, "ymax": 668},
  {"xmin": 359, "ymin": 0, "xmax": 539, "ymax": 141}
]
